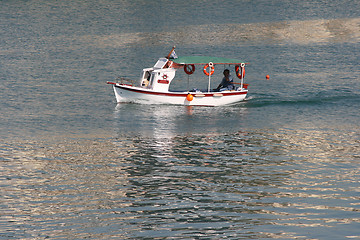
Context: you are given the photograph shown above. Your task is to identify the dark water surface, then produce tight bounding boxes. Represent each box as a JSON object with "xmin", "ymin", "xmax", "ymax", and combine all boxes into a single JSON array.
[{"xmin": 1, "ymin": 0, "xmax": 360, "ymax": 239}]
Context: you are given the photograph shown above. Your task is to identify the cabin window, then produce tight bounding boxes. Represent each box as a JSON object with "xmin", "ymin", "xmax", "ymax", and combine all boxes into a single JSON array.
[
  {"xmin": 149, "ymin": 74, "xmax": 155, "ymax": 88},
  {"xmin": 141, "ymin": 71, "xmax": 151, "ymax": 87},
  {"xmin": 144, "ymin": 71, "xmax": 151, "ymax": 80},
  {"xmin": 153, "ymin": 58, "xmax": 168, "ymax": 69}
]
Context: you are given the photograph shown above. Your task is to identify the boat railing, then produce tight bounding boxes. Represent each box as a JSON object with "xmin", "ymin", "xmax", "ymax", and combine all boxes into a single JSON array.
[{"xmin": 116, "ymin": 76, "xmax": 136, "ymax": 86}]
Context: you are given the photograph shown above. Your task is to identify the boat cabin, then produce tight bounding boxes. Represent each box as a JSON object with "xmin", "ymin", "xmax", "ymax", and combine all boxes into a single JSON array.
[{"xmin": 140, "ymin": 58, "xmax": 176, "ymax": 92}]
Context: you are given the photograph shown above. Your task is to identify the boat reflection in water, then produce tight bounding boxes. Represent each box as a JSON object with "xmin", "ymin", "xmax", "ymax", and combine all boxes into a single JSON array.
[
  {"xmin": 111, "ymin": 103, "xmax": 291, "ymax": 238},
  {"xmin": 111, "ymin": 102, "xmax": 360, "ymax": 238}
]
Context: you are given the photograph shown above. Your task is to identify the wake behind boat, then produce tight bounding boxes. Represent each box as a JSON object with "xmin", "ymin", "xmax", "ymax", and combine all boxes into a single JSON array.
[{"xmin": 107, "ymin": 47, "xmax": 249, "ymax": 106}]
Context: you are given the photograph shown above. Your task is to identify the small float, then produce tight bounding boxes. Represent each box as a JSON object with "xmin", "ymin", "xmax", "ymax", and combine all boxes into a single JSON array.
[{"xmin": 107, "ymin": 47, "xmax": 249, "ymax": 106}]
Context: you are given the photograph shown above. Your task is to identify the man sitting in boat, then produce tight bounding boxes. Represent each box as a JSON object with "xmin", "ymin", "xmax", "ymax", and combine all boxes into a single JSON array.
[{"xmin": 215, "ymin": 69, "xmax": 234, "ymax": 91}]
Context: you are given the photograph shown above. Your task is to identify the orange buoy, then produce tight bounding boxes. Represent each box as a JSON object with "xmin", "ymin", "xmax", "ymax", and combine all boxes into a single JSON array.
[
  {"xmin": 203, "ymin": 64, "xmax": 215, "ymax": 76},
  {"xmin": 266, "ymin": 75, "xmax": 270, "ymax": 80},
  {"xmin": 235, "ymin": 65, "xmax": 245, "ymax": 79},
  {"xmin": 186, "ymin": 94, "xmax": 193, "ymax": 101}
]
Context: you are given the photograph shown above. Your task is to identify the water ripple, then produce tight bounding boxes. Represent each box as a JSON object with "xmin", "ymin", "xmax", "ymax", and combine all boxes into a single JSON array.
[{"xmin": 1, "ymin": 128, "xmax": 359, "ymax": 239}]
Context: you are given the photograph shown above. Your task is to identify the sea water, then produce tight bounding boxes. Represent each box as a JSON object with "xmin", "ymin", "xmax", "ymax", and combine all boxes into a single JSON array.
[{"xmin": 1, "ymin": 0, "xmax": 359, "ymax": 239}]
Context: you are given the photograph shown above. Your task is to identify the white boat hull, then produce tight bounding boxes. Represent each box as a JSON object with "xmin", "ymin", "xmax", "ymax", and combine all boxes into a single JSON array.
[{"xmin": 112, "ymin": 84, "xmax": 247, "ymax": 106}]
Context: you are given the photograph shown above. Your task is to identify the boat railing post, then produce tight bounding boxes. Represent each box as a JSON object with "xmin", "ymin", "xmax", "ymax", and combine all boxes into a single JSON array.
[
  {"xmin": 208, "ymin": 73, "xmax": 211, "ymax": 93},
  {"xmin": 187, "ymin": 75, "xmax": 190, "ymax": 91},
  {"xmin": 208, "ymin": 62, "xmax": 214, "ymax": 93},
  {"xmin": 240, "ymin": 63, "xmax": 245, "ymax": 90}
]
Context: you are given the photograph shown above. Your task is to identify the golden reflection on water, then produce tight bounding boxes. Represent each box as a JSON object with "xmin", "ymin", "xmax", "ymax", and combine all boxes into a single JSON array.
[
  {"xmin": 1, "ymin": 126, "xmax": 359, "ymax": 239},
  {"xmin": 265, "ymin": 127, "xmax": 360, "ymax": 233},
  {"xmin": 88, "ymin": 17, "xmax": 360, "ymax": 47},
  {"xmin": 1, "ymin": 139, "xmax": 133, "ymax": 239}
]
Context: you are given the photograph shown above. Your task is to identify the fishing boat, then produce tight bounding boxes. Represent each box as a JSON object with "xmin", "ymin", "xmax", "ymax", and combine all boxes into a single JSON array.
[{"xmin": 107, "ymin": 47, "xmax": 249, "ymax": 106}]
